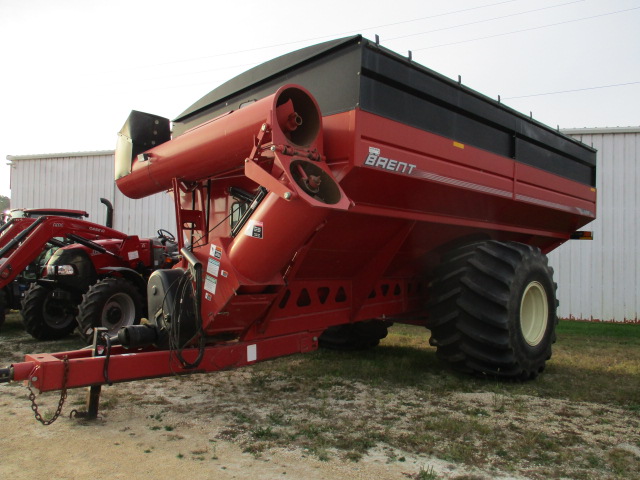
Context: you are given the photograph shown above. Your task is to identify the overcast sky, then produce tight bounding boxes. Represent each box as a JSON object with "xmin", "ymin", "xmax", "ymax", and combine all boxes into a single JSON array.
[{"xmin": 1, "ymin": 0, "xmax": 638, "ymax": 200}]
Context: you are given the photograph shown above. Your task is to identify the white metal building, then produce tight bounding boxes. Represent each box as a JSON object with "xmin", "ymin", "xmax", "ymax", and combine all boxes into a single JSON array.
[
  {"xmin": 6, "ymin": 151, "xmax": 176, "ymax": 239},
  {"xmin": 548, "ymin": 127, "xmax": 640, "ymax": 322},
  {"xmin": 6, "ymin": 127, "xmax": 640, "ymax": 322}
]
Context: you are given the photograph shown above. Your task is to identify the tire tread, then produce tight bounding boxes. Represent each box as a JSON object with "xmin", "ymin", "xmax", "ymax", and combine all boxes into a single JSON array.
[{"xmin": 427, "ymin": 241, "xmax": 558, "ymax": 380}]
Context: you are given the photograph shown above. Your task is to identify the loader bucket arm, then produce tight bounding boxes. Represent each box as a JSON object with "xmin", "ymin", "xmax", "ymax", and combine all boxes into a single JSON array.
[
  {"xmin": 0, "ymin": 215, "xmax": 130, "ymax": 289},
  {"xmin": 0, "ymin": 218, "xmax": 38, "ymax": 251}
]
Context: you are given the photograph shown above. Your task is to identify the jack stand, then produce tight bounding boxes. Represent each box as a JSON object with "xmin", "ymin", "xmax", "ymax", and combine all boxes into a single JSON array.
[
  {"xmin": 85, "ymin": 385, "xmax": 102, "ymax": 420},
  {"xmin": 80, "ymin": 327, "xmax": 109, "ymax": 420}
]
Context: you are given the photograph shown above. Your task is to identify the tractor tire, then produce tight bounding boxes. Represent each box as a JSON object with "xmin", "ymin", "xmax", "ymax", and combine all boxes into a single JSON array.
[
  {"xmin": 76, "ymin": 277, "xmax": 143, "ymax": 343},
  {"xmin": 427, "ymin": 241, "xmax": 558, "ymax": 380},
  {"xmin": 21, "ymin": 284, "xmax": 78, "ymax": 340},
  {"xmin": 319, "ymin": 319, "xmax": 392, "ymax": 351}
]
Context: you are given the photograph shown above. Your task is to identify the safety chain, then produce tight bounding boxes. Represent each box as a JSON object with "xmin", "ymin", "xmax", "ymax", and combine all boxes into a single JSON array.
[{"xmin": 28, "ymin": 356, "xmax": 69, "ymax": 426}]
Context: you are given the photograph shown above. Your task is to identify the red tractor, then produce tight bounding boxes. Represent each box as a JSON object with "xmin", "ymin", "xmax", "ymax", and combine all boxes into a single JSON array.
[
  {"xmin": 0, "ymin": 206, "xmax": 91, "ymax": 329},
  {"xmin": 0, "ymin": 200, "xmax": 177, "ymax": 340},
  {"xmin": 1, "ymin": 36, "xmax": 596, "ymax": 421}
]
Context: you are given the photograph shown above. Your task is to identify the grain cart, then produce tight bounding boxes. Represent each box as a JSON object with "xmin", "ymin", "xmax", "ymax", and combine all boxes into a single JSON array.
[
  {"xmin": 0, "ymin": 202, "xmax": 177, "ymax": 340},
  {"xmin": 0, "ymin": 36, "xmax": 596, "ymax": 421}
]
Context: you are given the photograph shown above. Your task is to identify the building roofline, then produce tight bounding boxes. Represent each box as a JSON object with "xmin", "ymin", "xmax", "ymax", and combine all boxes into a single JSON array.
[
  {"xmin": 562, "ymin": 126, "xmax": 640, "ymax": 135},
  {"xmin": 6, "ymin": 150, "xmax": 115, "ymax": 162}
]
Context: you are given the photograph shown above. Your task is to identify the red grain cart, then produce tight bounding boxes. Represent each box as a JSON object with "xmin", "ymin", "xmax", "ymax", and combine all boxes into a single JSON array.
[{"xmin": 1, "ymin": 36, "xmax": 596, "ymax": 421}]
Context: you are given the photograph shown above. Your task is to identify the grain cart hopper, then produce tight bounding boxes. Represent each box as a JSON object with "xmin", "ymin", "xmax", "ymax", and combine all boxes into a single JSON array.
[{"xmin": 0, "ymin": 36, "xmax": 596, "ymax": 421}]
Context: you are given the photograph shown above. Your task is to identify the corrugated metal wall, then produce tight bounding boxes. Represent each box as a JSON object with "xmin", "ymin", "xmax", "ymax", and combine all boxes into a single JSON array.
[
  {"xmin": 549, "ymin": 128, "xmax": 640, "ymax": 322},
  {"xmin": 8, "ymin": 151, "xmax": 176, "ymax": 239}
]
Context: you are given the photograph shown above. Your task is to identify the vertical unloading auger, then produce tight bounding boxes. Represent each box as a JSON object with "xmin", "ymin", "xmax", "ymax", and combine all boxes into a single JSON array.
[
  {"xmin": 0, "ymin": 85, "xmax": 351, "ymax": 422},
  {"xmin": 114, "ymin": 84, "xmax": 350, "ymax": 351}
]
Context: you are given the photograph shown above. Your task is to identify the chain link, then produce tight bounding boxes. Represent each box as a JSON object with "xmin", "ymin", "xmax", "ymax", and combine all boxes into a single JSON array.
[{"xmin": 28, "ymin": 356, "xmax": 69, "ymax": 426}]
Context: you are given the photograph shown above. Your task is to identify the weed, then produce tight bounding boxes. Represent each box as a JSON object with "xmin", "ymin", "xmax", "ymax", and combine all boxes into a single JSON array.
[
  {"xmin": 442, "ymin": 442, "xmax": 477, "ymax": 465},
  {"xmin": 607, "ymin": 448, "xmax": 640, "ymax": 476},
  {"xmin": 343, "ymin": 451, "xmax": 362, "ymax": 462},
  {"xmin": 209, "ymin": 442, "xmax": 218, "ymax": 460},
  {"xmin": 491, "ymin": 393, "xmax": 506, "ymax": 413},
  {"xmin": 100, "ymin": 396, "xmax": 119, "ymax": 410},
  {"xmin": 266, "ymin": 411, "xmax": 287, "ymax": 425},
  {"xmin": 243, "ymin": 443, "xmax": 266, "ymax": 457},
  {"xmin": 416, "ymin": 465, "xmax": 438, "ymax": 480},
  {"xmin": 316, "ymin": 449, "xmax": 330, "ymax": 462},
  {"xmin": 252, "ymin": 426, "xmax": 279, "ymax": 440},
  {"xmin": 230, "ymin": 410, "xmax": 254, "ymax": 424},
  {"xmin": 300, "ymin": 423, "xmax": 325, "ymax": 439}
]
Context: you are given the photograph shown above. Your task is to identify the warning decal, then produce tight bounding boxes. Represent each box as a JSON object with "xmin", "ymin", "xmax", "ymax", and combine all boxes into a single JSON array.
[
  {"xmin": 207, "ymin": 257, "xmax": 220, "ymax": 277},
  {"xmin": 244, "ymin": 220, "xmax": 264, "ymax": 239},
  {"xmin": 204, "ymin": 274, "xmax": 217, "ymax": 295},
  {"xmin": 247, "ymin": 344, "xmax": 257, "ymax": 362},
  {"xmin": 210, "ymin": 244, "xmax": 222, "ymax": 259}
]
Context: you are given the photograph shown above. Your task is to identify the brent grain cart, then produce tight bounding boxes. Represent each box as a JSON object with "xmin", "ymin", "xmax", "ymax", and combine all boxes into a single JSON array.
[{"xmin": 0, "ymin": 36, "xmax": 596, "ymax": 421}]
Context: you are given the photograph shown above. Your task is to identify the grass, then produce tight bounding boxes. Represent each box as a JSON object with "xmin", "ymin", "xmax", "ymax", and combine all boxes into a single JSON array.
[{"xmin": 218, "ymin": 320, "xmax": 640, "ymax": 478}]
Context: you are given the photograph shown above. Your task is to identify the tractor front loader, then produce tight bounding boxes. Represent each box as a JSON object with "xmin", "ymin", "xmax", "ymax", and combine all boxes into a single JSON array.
[
  {"xmin": 0, "ymin": 199, "xmax": 112, "ymax": 329},
  {"xmin": 0, "ymin": 208, "xmax": 177, "ymax": 339},
  {"xmin": 1, "ymin": 208, "xmax": 89, "ymax": 329},
  {"xmin": 0, "ymin": 36, "xmax": 596, "ymax": 423}
]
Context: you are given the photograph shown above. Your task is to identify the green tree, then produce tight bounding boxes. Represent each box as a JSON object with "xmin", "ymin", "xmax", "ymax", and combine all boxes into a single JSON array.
[{"xmin": 0, "ymin": 195, "xmax": 9, "ymax": 213}]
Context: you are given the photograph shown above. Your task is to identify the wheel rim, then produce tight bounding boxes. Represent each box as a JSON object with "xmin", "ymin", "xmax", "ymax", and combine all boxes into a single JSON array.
[
  {"xmin": 43, "ymin": 296, "xmax": 75, "ymax": 330},
  {"xmin": 101, "ymin": 293, "xmax": 136, "ymax": 331},
  {"xmin": 520, "ymin": 281, "xmax": 548, "ymax": 346}
]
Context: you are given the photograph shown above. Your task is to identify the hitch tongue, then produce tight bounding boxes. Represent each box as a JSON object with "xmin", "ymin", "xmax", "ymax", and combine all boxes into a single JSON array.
[
  {"xmin": 0, "ymin": 366, "xmax": 12, "ymax": 383},
  {"xmin": 118, "ymin": 323, "xmax": 160, "ymax": 349}
]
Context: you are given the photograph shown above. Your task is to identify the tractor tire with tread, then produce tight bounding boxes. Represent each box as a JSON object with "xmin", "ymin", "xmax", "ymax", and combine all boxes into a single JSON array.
[
  {"xmin": 21, "ymin": 284, "xmax": 79, "ymax": 340},
  {"xmin": 76, "ymin": 277, "xmax": 143, "ymax": 343},
  {"xmin": 427, "ymin": 240, "xmax": 558, "ymax": 380}
]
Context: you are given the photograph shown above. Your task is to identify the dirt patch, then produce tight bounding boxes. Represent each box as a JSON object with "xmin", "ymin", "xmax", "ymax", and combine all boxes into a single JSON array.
[
  {"xmin": 1, "ymin": 375, "xmax": 482, "ymax": 480},
  {"xmin": 1, "ymin": 315, "xmax": 638, "ymax": 479}
]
